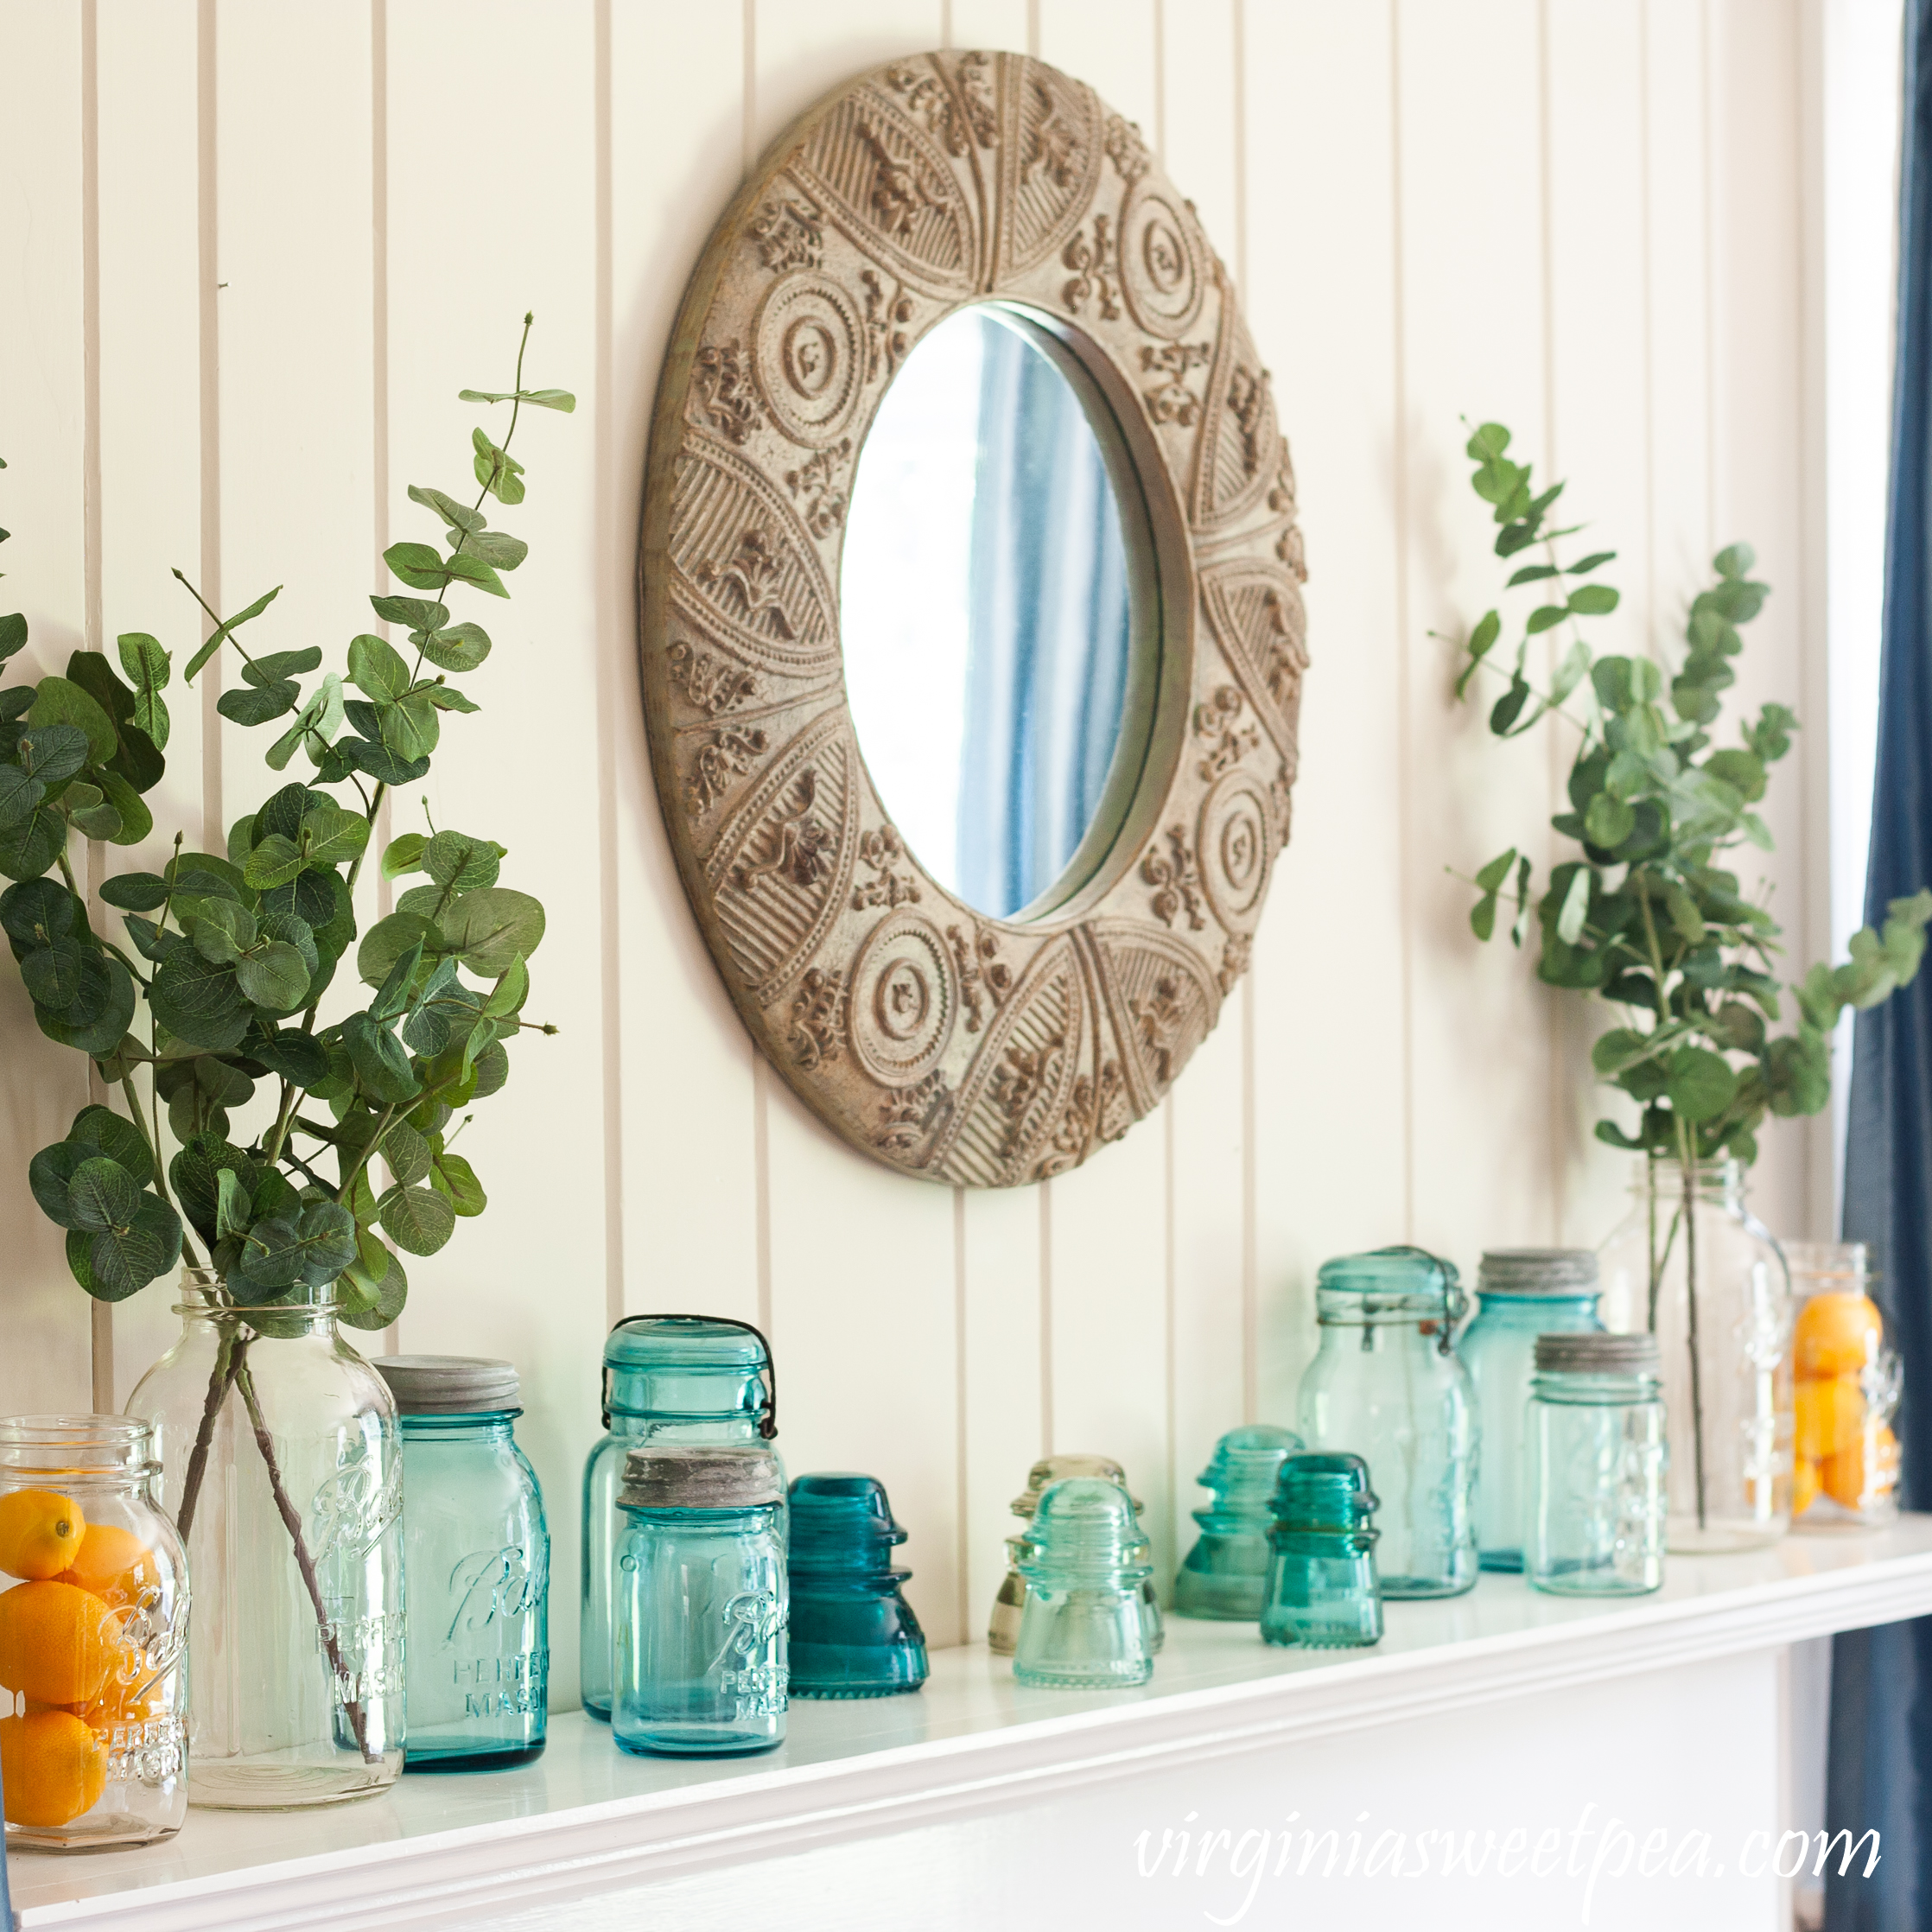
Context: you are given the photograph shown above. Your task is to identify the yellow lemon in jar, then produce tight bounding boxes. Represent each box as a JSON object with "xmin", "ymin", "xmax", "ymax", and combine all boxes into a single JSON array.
[
  {"xmin": 0, "ymin": 1579, "xmax": 123, "ymax": 1706},
  {"xmin": 1823, "ymin": 1426, "xmax": 1901, "ymax": 1511},
  {"xmin": 0, "ymin": 1490, "xmax": 86, "ymax": 1580},
  {"xmin": 1795, "ymin": 1374, "xmax": 1865, "ymax": 1462},
  {"xmin": 56, "ymin": 1523, "xmax": 157, "ymax": 1605},
  {"xmin": 1794, "ymin": 1293, "xmax": 1884, "ymax": 1378},
  {"xmin": 0, "ymin": 1708, "xmax": 108, "ymax": 1827},
  {"xmin": 1792, "ymin": 1456, "xmax": 1821, "ymax": 1516}
]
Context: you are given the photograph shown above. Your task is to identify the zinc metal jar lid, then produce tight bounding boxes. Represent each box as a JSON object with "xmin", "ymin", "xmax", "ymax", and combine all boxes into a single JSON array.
[
  {"xmin": 374, "ymin": 1355, "xmax": 520, "ymax": 1414},
  {"xmin": 1533, "ymin": 1331, "xmax": 1661, "ymax": 1375},
  {"xmin": 1477, "ymin": 1248, "xmax": 1600, "ymax": 1294},
  {"xmin": 620, "ymin": 1446, "xmax": 785, "ymax": 1510}
]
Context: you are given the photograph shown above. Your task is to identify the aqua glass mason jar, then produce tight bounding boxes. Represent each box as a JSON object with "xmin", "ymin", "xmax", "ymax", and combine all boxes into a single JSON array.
[
  {"xmin": 1460, "ymin": 1249, "xmax": 1603, "ymax": 1573},
  {"xmin": 1013, "ymin": 1478, "xmax": 1153, "ymax": 1690},
  {"xmin": 1260, "ymin": 1451, "xmax": 1382, "ymax": 1649},
  {"xmin": 0, "ymin": 1416, "xmax": 188, "ymax": 1850},
  {"xmin": 1598, "ymin": 1158, "xmax": 1792, "ymax": 1552},
  {"xmin": 613, "ymin": 1447, "xmax": 786, "ymax": 1757},
  {"xmin": 787, "ymin": 1473, "xmax": 927, "ymax": 1700},
  {"xmin": 1173, "ymin": 1425, "xmax": 1303, "ymax": 1619},
  {"xmin": 1525, "ymin": 1332, "xmax": 1668, "ymax": 1596},
  {"xmin": 126, "ymin": 1268, "xmax": 403, "ymax": 1807},
  {"xmin": 1294, "ymin": 1247, "xmax": 1478, "ymax": 1598},
  {"xmin": 581, "ymin": 1316, "xmax": 778, "ymax": 1721},
  {"xmin": 374, "ymin": 1358, "xmax": 548, "ymax": 1769}
]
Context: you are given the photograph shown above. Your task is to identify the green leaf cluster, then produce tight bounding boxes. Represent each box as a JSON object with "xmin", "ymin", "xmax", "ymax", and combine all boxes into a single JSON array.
[
  {"xmin": 1, "ymin": 318, "xmax": 568, "ymax": 1322},
  {"xmin": 1452, "ymin": 421, "xmax": 1932, "ymax": 1170}
]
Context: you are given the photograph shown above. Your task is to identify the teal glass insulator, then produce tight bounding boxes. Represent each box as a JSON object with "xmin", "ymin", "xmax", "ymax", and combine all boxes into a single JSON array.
[
  {"xmin": 580, "ymin": 1316, "xmax": 779, "ymax": 1721},
  {"xmin": 988, "ymin": 1453, "xmax": 1162, "ymax": 1656},
  {"xmin": 1294, "ymin": 1246, "xmax": 1478, "ymax": 1598},
  {"xmin": 1261, "ymin": 1451, "xmax": 1382, "ymax": 1649},
  {"xmin": 1461, "ymin": 1249, "xmax": 1603, "ymax": 1573},
  {"xmin": 613, "ymin": 1446, "xmax": 787, "ymax": 1756},
  {"xmin": 1013, "ymin": 1478, "xmax": 1154, "ymax": 1689},
  {"xmin": 1526, "ymin": 1333, "xmax": 1668, "ymax": 1597},
  {"xmin": 786, "ymin": 1472, "xmax": 928, "ymax": 1700},
  {"xmin": 376, "ymin": 1357, "xmax": 550, "ymax": 1770},
  {"xmin": 1173, "ymin": 1424, "xmax": 1304, "ymax": 1620}
]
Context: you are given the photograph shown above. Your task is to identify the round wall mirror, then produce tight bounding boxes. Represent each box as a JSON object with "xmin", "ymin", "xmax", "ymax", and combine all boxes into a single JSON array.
[
  {"xmin": 641, "ymin": 50, "xmax": 1308, "ymax": 1186},
  {"xmin": 841, "ymin": 303, "xmax": 1152, "ymax": 920}
]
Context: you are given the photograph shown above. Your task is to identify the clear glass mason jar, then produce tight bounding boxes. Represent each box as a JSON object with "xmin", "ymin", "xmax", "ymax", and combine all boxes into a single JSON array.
[
  {"xmin": 1460, "ymin": 1250, "xmax": 1604, "ymax": 1573},
  {"xmin": 0, "ymin": 1416, "xmax": 187, "ymax": 1850},
  {"xmin": 613, "ymin": 1446, "xmax": 786, "ymax": 1757},
  {"xmin": 581, "ymin": 1317, "xmax": 778, "ymax": 1722},
  {"xmin": 375, "ymin": 1358, "xmax": 548, "ymax": 1768},
  {"xmin": 1525, "ymin": 1333, "xmax": 1668, "ymax": 1596},
  {"xmin": 1294, "ymin": 1248, "xmax": 1478, "ymax": 1598},
  {"xmin": 125, "ymin": 1268, "xmax": 404, "ymax": 1806},
  {"xmin": 1598, "ymin": 1159, "xmax": 1793, "ymax": 1552},
  {"xmin": 1786, "ymin": 1242, "xmax": 1901, "ymax": 1528}
]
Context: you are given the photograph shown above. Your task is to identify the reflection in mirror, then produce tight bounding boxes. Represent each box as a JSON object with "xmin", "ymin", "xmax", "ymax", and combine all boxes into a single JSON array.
[{"xmin": 842, "ymin": 306, "xmax": 1136, "ymax": 919}]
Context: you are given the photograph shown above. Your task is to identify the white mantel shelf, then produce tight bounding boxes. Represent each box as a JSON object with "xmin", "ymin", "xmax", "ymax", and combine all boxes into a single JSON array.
[{"xmin": 15, "ymin": 1518, "xmax": 1932, "ymax": 1931}]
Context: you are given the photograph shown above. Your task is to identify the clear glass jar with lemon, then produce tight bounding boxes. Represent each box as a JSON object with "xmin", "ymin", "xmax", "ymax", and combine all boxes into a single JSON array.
[
  {"xmin": 1788, "ymin": 1243, "xmax": 1901, "ymax": 1528},
  {"xmin": 0, "ymin": 1416, "xmax": 187, "ymax": 1850}
]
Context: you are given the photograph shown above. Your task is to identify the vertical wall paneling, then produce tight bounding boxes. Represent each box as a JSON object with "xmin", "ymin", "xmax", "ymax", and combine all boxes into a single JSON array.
[
  {"xmin": 0, "ymin": 0, "xmax": 92, "ymax": 1419},
  {"xmin": 1243, "ymin": 0, "xmax": 1407, "ymax": 1422}
]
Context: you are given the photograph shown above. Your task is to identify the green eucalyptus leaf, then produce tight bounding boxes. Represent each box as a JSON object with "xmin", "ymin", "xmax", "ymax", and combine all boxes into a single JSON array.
[
  {"xmin": 357, "ymin": 911, "xmax": 439, "ymax": 988},
  {"xmin": 117, "ymin": 632, "xmax": 171, "ymax": 749},
  {"xmin": 67, "ymin": 1156, "xmax": 142, "ymax": 1234},
  {"xmin": 3, "ymin": 878, "xmax": 78, "ymax": 947},
  {"xmin": 28, "ymin": 677, "xmax": 117, "ymax": 766},
  {"xmin": 455, "ymin": 529, "xmax": 525, "ymax": 571},
  {"xmin": 378, "ymin": 1181, "xmax": 455, "ymax": 1257},
  {"xmin": 188, "ymin": 897, "xmax": 257, "ymax": 964},
  {"xmin": 15, "ymin": 721, "xmax": 90, "ymax": 786},
  {"xmin": 459, "ymin": 385, "xmax": 575, "ymax": 411},
  {"xmin": 249, "ymin": 1026, "xmax": 333, "ymax": 1087},
  {"xmin": 215, "ymin": 1166, "xmax": 251, "ymax": 1242},
  {"xmin": 340, "ymin": 1230, "xmax": 408, "ymax": 1331},
  {"xmin": 0, "ymin": 803, "xmax": 67, "ymax": 880},
  {"xmin": 423, "ymin": 829, "xmax": 505, "ymax": 892},
  {"xmin": 299, "ymin": 804, "xmax": 369, "ymax": 868},
  {"xmin": 425, "ymin": 685, "xmax": 480, "ymax": 715},
  {"xmin": 36, "ymin": 952, "xmax": 135, "ymax": 1054},
  {"xmin": 469, "ymin": 1037, "xmax": 509, "ymax": 1098},
  {"xmin": 1584, "ymin": 795, "xmax": 1636, "ymax": 849},
  {"xmin": 347, "ymin": 633, "xmax": 410, "ymax": 702},
  {"xmin": 1666, "ymin": 1046, "xmax": 1738, "ymax": 1124},
  {"xmin": 337, "ymin": 734, "xmax": 430, "ymax": 786},
  {"xmin": 84, "ymin": 1192, "xmax": 181, "ymax": 1301},
  {"xmin": 429, "ymin": 1149, "xmax": 486, "ymax": 1217},
  {"xmin": 471, "ymin": 429, "xmax": 525, "ymax": 505},
  {"xmin": 1567, "ymin": 584, "xmax": 1620, "ymax": 617},
  {"xmin": 236, "ymin": 939, "xmax": 311, "ymax": 1013},
  {"xmin": 381, "ymin": 832, "xmax": 428, "ymax": 880},
  {"xmin": 29, "ymin": 1141, "xmax": 92, "ymax": 1229},
  {"xmin": 0, "ymin": 613, "xmax": 27, "ymax": 664},
  {"xmin": 21, "ymin": 935, "xmax": 85, "ymax": 1009},
  {"xmin": 438, "ymin": 887, "xmax": 543, "ymax": 976},
  {"xmin": 217, "ymin": 678, "xmax": 299, "ymax": 728},
  {"xmin": 419, "ymin": 623, "xmax": 490, "ymax": 672},
  {"xmin": 62, "ymin": 654, "xmax": 163, "ymax": 794},
  {"xmin": 370, "ymin": 594, "xmax": 449, "ymax": 632},
  {"xmin": 0, "ymin": 764, "xmax": 47, "ymax": 828},
  {"xmin": 1555, "ymin": 866, "xmax": 1592, "ymax": 946},
  {"xmin": 408, "ymin": 483, "xmax": 486, "ymax": 534},
  {"xmin": 243, "ymin": 833, "xmax": 306, "ymax": 891},
  {"xmin": 92, "ymin": 769, "xmax": 151, "ymax": 846},
  {"xmin": 342, "ymin": 1011, "xmax": 419, "ymax": 1104},
  {"xmin": 380, "ymin": 1117, "xmax": 433, "ymax": 1187}
]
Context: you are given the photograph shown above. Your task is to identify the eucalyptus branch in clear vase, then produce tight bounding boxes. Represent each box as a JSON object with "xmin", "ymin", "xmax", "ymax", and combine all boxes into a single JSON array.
[
  {"xmin": 1446, "ymin": 421, "xmax": 1932, "ymax": 1550},
  {"xmin": 0, "ymin": 316, "xmax": 570, "ymax": 1802}
]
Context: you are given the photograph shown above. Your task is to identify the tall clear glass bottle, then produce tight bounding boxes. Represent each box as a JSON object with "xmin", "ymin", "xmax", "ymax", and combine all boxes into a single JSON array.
[
  {"xmin": 125, "ymin": 1269, "xmax": 404, "ymax": 1807},
  {"xmin": 1598, "ymin": 1159, "xmax": 1792, "ymax": 1552},
  {"xmin": 376, "ymin": 1358, "xmax": 548, "ymax": 1768},
  {"xmin": 1294, "ymin": 1248, "xmax": 1478, "ymax": 1598},
  {"xmin": 580, "ymin": 1317, "xmax": 778, "ymax": 1721},
  {"xmin": 0, "ymin": 1416, "xmax": 188, "ymax": 1849},
  {"xmin": 1459, "ymin": 1250, "xmax": 1603, "ymax": 1572}
]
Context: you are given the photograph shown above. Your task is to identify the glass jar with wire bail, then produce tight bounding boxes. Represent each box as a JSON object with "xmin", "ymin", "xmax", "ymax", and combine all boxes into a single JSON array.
[
  {"xmin": 1525, "ymin": 1331, "xmax": 1668, "ymax": 1596},
  {"xmin": 580, "ymin": 1317, "xmax": 779, "ymax": 1722},
  {"xmin": 374, "ymin": 1357, "xmax": 548, "ymax": 1769},
  {"xmin": 1294, "ymin": 1247, "xmax": 1478, "ymax": 1598},
  {"xmin": 1459, "ymin": 1249, "xmax": 1604, "ymax": 1572},
  {"xmin": 0, "ymin": 1416, "xmax": 188, "ymax": 1850}
]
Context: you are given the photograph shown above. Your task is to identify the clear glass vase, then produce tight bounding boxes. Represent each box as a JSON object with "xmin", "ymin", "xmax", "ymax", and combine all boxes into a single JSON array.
[
  {"xmin": 0, "ymin": 1415, "xmax": 188, "ymax": 1850},
  {"xmin": 1598, "ymin": 1159, "xmax": 1792, "ymax": 1553},
  {"xmin": 1786, "ymin": 1242, "xmax": 1901, "ymax": 1528},
  {"xmin": 124, "ymin": 1269, "xmax": 404, "ymax": 1806}
]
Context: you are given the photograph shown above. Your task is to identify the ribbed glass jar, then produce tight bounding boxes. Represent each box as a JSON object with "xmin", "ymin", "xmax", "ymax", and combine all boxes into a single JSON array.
[
  {"xmin": 1598, "ymin": 1159, "xmax": 1792, "ymax": 1552},
  {"xmin": 613, "ymin": 1447, "xmax": 786, "ymax": 1757},
  {"xmin": 1525, "ymin": 1332, "xmax": 1668, "ymax": 1597},
  {"xmin": 581, "ymin": 1317, "xmax": 778, "ymax": 1721},
  {"xmin": 1460, "ymin": 1250, "xmax": 1603, "ymax": 1573},
  {"xmin": 125, "ymin": 1269, "xmax": 403, "ymax": 1806},
  {"xmin": 1787, "ymin": 1242, "xmax": 1901, "ymax": 1528},
  {"xmin": 1294, "ymin": 1248, "xmax": 1478, "ymax": 1598},
  {"xmin": 377, "ymin": 1358, "xmax": 548, "ymax": 1769},
  {"xmin": 0, "ymin": 1416, "xmax": 187, "ymax": 1850},
  {"xmin": 1260, "ymin": 1451, "xmax": 1382, "ymax": 1650},
  {"xmin": 1173, "ymin": 1425, "xmax": 1303, "ymax": 1619}
]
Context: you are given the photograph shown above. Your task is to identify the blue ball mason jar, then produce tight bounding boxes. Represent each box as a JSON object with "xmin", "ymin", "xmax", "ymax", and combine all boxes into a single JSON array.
[
  {"xmin": 580, "ymin": 1317, "xmax": 779, "ymax": 1721},
  {"xmin": 375, "ymin": 1357, "xmax": 549, "ymax": 1769},
  {"xmin": 1459, "ymin": 1249, "xmax": 1603, "ymax": 1572},
  {"xmin": 613, "ymin": 1446, "xmax": 787, "ymax": 1756},
  {"xmin": 1294, "ymin": 1247, "xmax": 1478, "ymax": 1598}
]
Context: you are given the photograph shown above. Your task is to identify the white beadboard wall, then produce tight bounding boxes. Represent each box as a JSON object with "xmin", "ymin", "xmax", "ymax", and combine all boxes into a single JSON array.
[{"xmin": 0, "ymin": 0, "xmax": 1849, "ymax": 1708}]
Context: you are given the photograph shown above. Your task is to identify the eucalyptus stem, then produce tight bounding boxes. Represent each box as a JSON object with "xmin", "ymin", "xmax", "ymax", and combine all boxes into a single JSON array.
[
  {"xmin": 175, "ymin": 1325, "xmax": 243, "ymax": 1542},
  {"xmin": 1676, "ymin": 1124, "xmax": 1709, "ymax": 1532}
]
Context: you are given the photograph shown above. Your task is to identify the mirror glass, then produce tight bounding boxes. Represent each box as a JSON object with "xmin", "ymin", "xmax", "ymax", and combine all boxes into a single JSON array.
[{"xmin": 841, "ymin": 306, "xmax": 1140, "ymax": 920}]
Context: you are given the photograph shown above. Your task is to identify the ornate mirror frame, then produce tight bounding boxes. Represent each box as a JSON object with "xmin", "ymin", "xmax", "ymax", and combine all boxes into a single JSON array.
[{"xmin": 640, "ymin": 50, "xmax": 1308, "ymax": 1187}]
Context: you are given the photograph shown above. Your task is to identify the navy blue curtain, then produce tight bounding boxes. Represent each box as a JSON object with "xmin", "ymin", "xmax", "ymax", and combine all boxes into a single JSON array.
[
  {"xmin": 956, "ymin": 318, "xmax": 1129, "ymax": 918},
  {"xmin": 1829, "ymin": 5, "xmax": 1932, "ymax": 1927}
]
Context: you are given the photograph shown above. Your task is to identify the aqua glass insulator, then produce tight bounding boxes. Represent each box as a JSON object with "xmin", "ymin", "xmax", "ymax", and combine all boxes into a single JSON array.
[
  {"xmin": 988, "ymin": 1453, "xmax": 1161, "ymax": 1656},
  {"xmin": 581, "ymin": 1316, "xmax": 779, "ymax": 1721},
  {"xmin": 1461, "ymin": 1249, "xmax": 1603, "ymax": 1573},
  {"xmin": 786, "ymin": 1472, "xmax": 928, "ymax": 1700},
  {"xmin": 613, "ymin": 1447, "xmax": 787, "ymax": 1757},
  {"xmin": 1173, "ymin": 1423, "xmax": 1304, "ymax": 1620},
  {"xmin": 1013, "ymin": 1478, "xmax": 1155, "ymax": 1689},
  {"xmin": 1261, "ymin": 1451, "xmax": 1383, "ymax": 1649}
]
